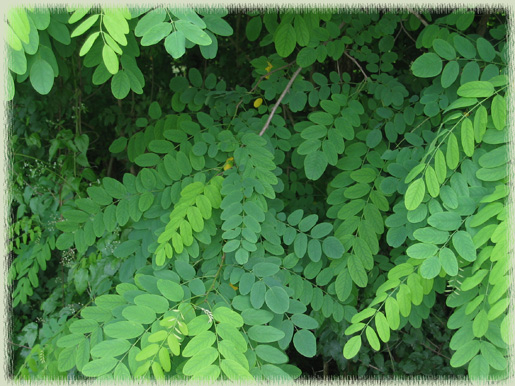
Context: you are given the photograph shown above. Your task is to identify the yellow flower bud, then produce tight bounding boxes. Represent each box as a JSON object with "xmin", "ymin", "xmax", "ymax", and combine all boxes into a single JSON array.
[
  {"xmin": 229, "ymin": 283, "xmax": 239, "ymax": 291},
  {"xmin": 223, "ymin": 157, "xmax": 234, "ymax": 171},
  {"xmin": 253, "ymin": 98, "xmax": 263, "ymax": 108}
]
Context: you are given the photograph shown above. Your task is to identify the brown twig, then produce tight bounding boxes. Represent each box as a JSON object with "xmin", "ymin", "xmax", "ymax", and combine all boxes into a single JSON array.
[
  {"xmin": 408, "ymin": 9, "xmax": 429, "ymax": 26},
  {"xmin": 343, "ymin": 51, "xmax": 368, "ymax": 81},
  {"xmin": 259, "ymin": 66, "xmax": 303, "ymax": 137}
]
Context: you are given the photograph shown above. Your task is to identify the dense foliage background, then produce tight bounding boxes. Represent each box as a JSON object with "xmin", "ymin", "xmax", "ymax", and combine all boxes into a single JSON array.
[{"xmin": 5, "ymin": 6, "xmax": 511, "ymax": 381}]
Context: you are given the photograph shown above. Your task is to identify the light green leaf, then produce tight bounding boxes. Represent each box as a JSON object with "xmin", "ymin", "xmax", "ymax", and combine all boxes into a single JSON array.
[
  {"xmin": 420, "ymin": 256, "xmax": 441, "ymax": 279},
  {"xmin": 91, "ymin": 339, "xmax": 131, "ymax": 358},
  {"xmin": 343, "ymin": 335, "xmax": 361, "ymax": 359},
  {"xmin": 213, "ymin": 307, "xmax": 244, "ymax": 328},
  {"xmin": 165, "ymin": 31, "xmax": 186, "ymax": 58},
  {"xmin": 424, "ymin": 165, "xmax": 440, "ymax": 198},
  {"xmin": 457, "ymin": 81, "xmax": 494, "ymax": 98},
  {"xmin": 405, "ymin": 178, "xmax": 425, "ymax": 211},
  {"xmin": 220, "ymin": 359, "xmax": 254, "ymax": 380},
  {"xmin": 428, "ymin": 212, "xmax": 462, "ymax": 231},
  {"xmin": 452, "ymin": 231, "xmax": 476, "ymax": 262},
  {"xmin": 82, "ymin": 358, "xmax": 118, "ymax": 377},
  {"xmin": 446, "ymin": 133, "xmax": 459, "ymax": 170},
  {"xmin": 374, "ymin": 312, "xmax": 390, "ymax": 343},
  {"xmin": 102, "ymin": 44, "xmax": 119, "ymax": 75},
  {"xmin": 491, "ymin": 95, "xmax": 506, "ymax": 130}
]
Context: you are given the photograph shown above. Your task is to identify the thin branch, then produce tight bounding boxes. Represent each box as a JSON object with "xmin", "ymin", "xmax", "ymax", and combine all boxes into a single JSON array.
[
  {"xmin": 233, "ymin": 61, "xmax": 296, "ymax": 114},
  {"xmin": 343, "ymin": 51, "xmax": 368, "ymax": 81},
  {"xmin": 259, "ymin": 66, "xmax": 303, "ymax": 137},
  {"xmin": 408, "ymin": 9, "xmax": 429, "ymax": 26}
]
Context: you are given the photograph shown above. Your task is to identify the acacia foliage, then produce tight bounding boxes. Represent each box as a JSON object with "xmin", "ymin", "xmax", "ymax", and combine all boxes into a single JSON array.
[{"xmin": 7, "ymin": 7, "xmax": 510, "ymax": 381}]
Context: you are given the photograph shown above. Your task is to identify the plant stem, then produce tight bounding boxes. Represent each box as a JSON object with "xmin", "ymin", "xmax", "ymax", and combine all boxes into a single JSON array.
[{"xmin": 259, "ymin": 66, "xmax": 303, "ymax": 137}]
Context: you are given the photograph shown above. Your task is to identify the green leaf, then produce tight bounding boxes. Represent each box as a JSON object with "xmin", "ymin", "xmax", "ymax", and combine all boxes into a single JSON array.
[
  {"xmin": 411, "ymin": 53, "xmax": 442, "ymax": 78},
  {"xmin": 481, "ymin": 341, "xmax": 507, "ymax": 370},
  {"xmin": 374, "ymin": 312, "xmax": 390, "ymax": 343},
  {"xmin": 428, "ymin": 212, "xmax": 462, "ymax": 231},
  {"xmin": 91, "ymin": 339, "xmax": 131, "ymax": 358},
  {"xmin": 248, "ymin": 325, "xmax": 285, "ymax": 343},
  {"xmin": 385, "ymin": 297, "xmax": 400, "ymax": 330},
  {"xmin": 182, "ymin": 347, "xmax": 219, "ymax": 376},
  {"xmin": 468, "ymin": 355, "xmax": 490, "ymax": 380},
  {"xmin": 348, "ymin": 255, "xmax": 367, "ymax": 287},
  {"xmin": 334, "ymin": 270, "xmax": 352, "ymax": 302},
  {"xmin": 213, "ymin": 307, "xmax": 244, "ymax": 328},
  {"xmin": 111, "ymin": 70, "xmax": 130, "ymax": 99},
  {"xmin": 461, "ymin": 118, "xmax": 475, "ymax": 157},
  {"xmin": 104, "ymin": 321, "xmax": 144, "ymax": 339},
  {"xmin": 103, "ymin": 177, "xmax": 127, "ymax": 199},
  {"xmin": 246, "ymin": 16, "xmax": 262, "ymax": 41},
  {"xmin": 109, "ymin": 138, "xmax": 127, "ymax": 155},
  {"xmin": 293, "ymin": 329, "xmax": 316, "ymax": 357},
  {"xmin": 255, "ymin": 345, "xmax": 288, "ymax": 364},
  {"xmin": 157, "ymin": 279, "xmax": 184, "ymax": 302},
  {"xmin": 457, "ymin": 81, "xmax": 495, "ymax": 98},
  {"xmin": 491, "ymin": 95, "xmax": 506, "ymax": 130},
  {"xmin": 183, "ymin": 331, "xmax": 216, "ymax": 357},
  {"xmin": 82, "ymin": 358, "xmax": 118, "ymax": 377},
  {"xmin": 432, "ymin": 38, "xmax": 456, "ymax": 60},
  {"xmin": 453, "ymin": 35, "xmax": 476, "ymax": 59},
  {"xmin": 446, "ymin": 133, "xmax": 459, "ymax": 170},
  {"xmin": 122, "ymin": 305, "xmax": 156, "ymax": 324},
  {"xmin": 265, "ymin": 286, "xmax": 290, "ymax": 314},
  {"xmin": 69, "ymin": 319, "xmax": 98, "ymax": 334},
  {"xmin": 434, "ymin": 149, "xmax": 447, "ymax": 183},
  {"xmin": 452, "ymin": 231, "xmax": 476, "ymax": 262},
  {"xmin": 473, "ymin": 310, "xmax": 489, "ymax": 338},
  {"xmin": 304, "ymin": 151, "xmax": 328, "ymax": 180},
  {"xmin": 405, "ymin": 178, "xmax": 425, "ymax": 211},
  {"xmin": 439, "ymin": 248, "xmax": 458, "ymax": 276},
  {"xmin": 71, "ymin": 14, "xmax": 99, "ymax": 38},
  {"xmin": 58, "ymin": 346, "xmax": 77, "ymax": 372},
  {"xmin": 365, "ymin": 326, "xmax": 380, "ymax": 351},
  {"xmin": 220, "ymin": 359, "xmax": 254, "ymax": 380},
  {"xmin": 322, "ymin": 236, "xmax": 344, "ymax": 259},
  {"xmin": 203, "ymin": 15, "xmax": 233, "ymax": 36},
  {"xmin": 274, "ymin": 22, "xmax": 296, "ymax": 57},
  {"xmin": 141, "ymin": 22, "xmax": 173, "ymax": 46},
  {"xmin": 476, "ymin": 37, "xmax": 496, "ymax": 61},
  {"xmin": 30, "ymin": 58, "xmax": 54, "ymax": 95},
  {"xmin": 343, "ymin": 335, "xmax": 362, "ymax": 359},
  {"xmin": 424, "ymin": 166, "xmax": 440, "ymax": 198},
  {"xmin": 102, "ymin": 44, "xmax": 119, "ymax": 75},
  {"xmin": 294, "ymin": 15, "xmax": 309, "ymax": 46},
  {"xmin": 165, "ymin": 31, "xmax": 186, "ymax": 59},
  {"xmin": 420, "ymin": 256, "xmax": 441, "ymax": 279},
  {"xmin": 406, "ymin": 243, "xmax": 438, "ymax": 259},
  {"xmin": 134, "ymin": 293, "xmax": 169, "ymax": 313},
  {"xmin": 441, "ymin": 60, "xmax": 460, "ymax": 88},
  {"xmin": 297, "ymin": 47, "xmax": 316, "ymax": 67},
  {"xmin": 175, "ymin": 20, "xmax": 211, "ymax": 45}
]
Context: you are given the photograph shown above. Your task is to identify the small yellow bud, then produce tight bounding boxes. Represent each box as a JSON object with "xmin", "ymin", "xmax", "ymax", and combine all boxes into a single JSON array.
[
  {"xmin": 229, "ymin": 283, "xmax": 239, "ymax": 290},
  {"xmin": 265, "ymin": 61, "xmax": 273, "ymax": 79},
  {"xmin": 223, "ymin": 157, "xmax": 234, "ymax": 171},
  {"xmin": 253, "ymin": 98, "xmax": 263, "ymax": 108}
]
